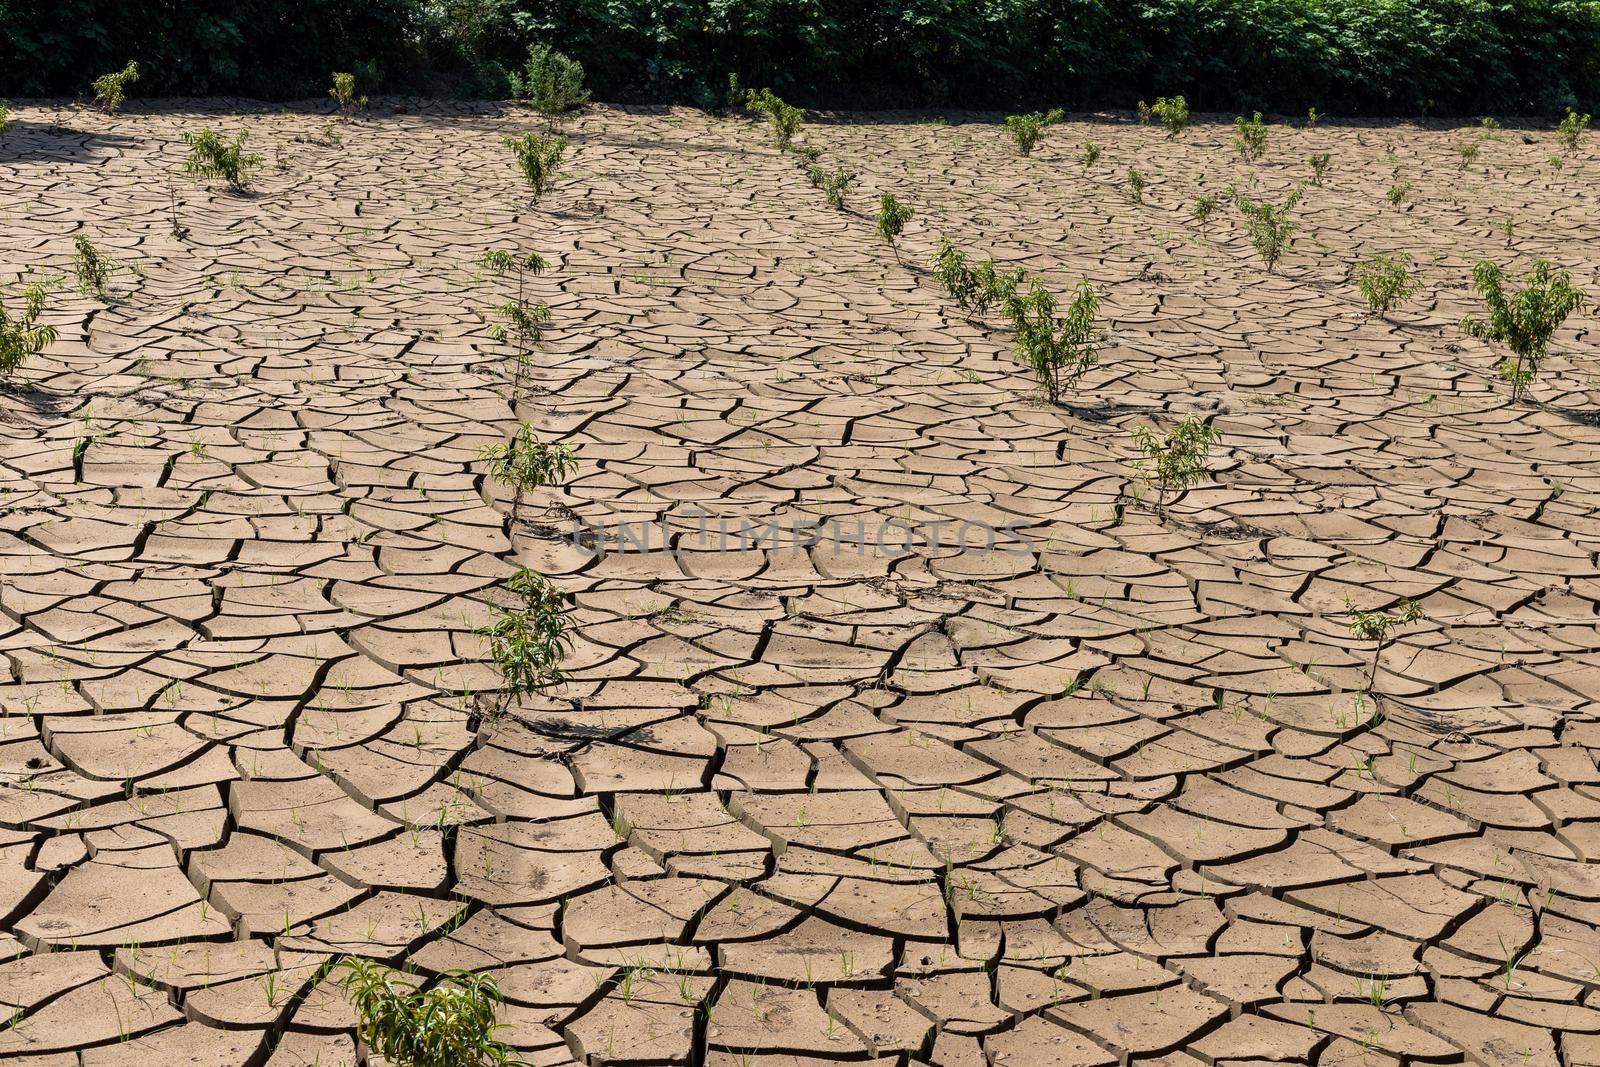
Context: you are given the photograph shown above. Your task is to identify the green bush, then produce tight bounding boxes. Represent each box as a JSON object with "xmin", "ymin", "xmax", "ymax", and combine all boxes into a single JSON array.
[
  {"xmin": 1233, "ymin": 112, "xmax": 1268, "ymax": 160},
  {"xmin": 1461, "ymin": 258, "xmax": 1587, "ymax": 400},
  {"xmin": 1353, "ymin": 252, "xmax": 1419, "ymax": 315},
  {"xmin": 0, "ymin": 0, "xmax": 1596, "ymax": 115},
  {"xmin": 875, "ymin": 194, "xmax": 912, "ymax": 247},
  {"xmin": 1004, "ymin": 108, "xmax": 1064, "ymax": 155},
  {"xmin": 745, "ymin": 87, "xmax": 804, "ymax": 149},
  {"xmin": 329, "ymin": 71, "xmax": 367, "ymax": 117},
  {"xmin": 511, "ymin": 43, "xmax": 589, "ymax": 117},
  {"xmin": 1142, "ymin": 95, "xmax": 1188, "ymax": 136},
  {"xmin": 506, "ymin": 131, "xmax": 566, "ymax": 199},
  {"xmin": 338, "ymin": 959, "xmax": 522, "ymax": 1067},
  {"xmin": 1008, "ymin": 280, "xmax": 1102, "ymax": 403},
  {"xmin": 91, "ymin": 60, "xmax": 138, "ymax": 113},
  {"xmin": 1232, "ymin": 183, "xmax": 1304, "ymax": 271},
  {"xmin": 182, "ymin": 129, "xmax": 259, "ymax": 190}
]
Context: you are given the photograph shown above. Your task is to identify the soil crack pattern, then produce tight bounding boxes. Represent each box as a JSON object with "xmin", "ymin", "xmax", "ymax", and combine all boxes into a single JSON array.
[{"xmin": 2, "ymin": 100, "xmax": 1600, "ymax": 1067}]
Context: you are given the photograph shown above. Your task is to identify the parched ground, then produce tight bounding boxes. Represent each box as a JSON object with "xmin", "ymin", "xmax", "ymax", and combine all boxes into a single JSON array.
[{"xmin": 2, "ymin": 98, "xmax": 1599, "ymax": 1066}]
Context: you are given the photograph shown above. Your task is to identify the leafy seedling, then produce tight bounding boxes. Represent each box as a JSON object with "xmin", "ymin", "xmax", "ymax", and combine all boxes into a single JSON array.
[
  {"xmin": 1008, "ymin": 280, "xmax": 1102, "ymax": 403},
  {"xmin": 1385, "ymin": 181, "xmax": 1410, "ymax": 206},
  {"xmin": 1125, "ymin": 167, "xmax": 1147, "ymax": 202},
  {"xmin": 820, "ymin": 167, "xmax": 855, "ymax": 210},
  {"xmin": 1081, "ymin": 141, "xmax": 1101, "ymax": 169},
  {"xmin": 1353, "ymin": 252, "xmax": 1419, "ymax": 316},
  {"xmin": 1232, "ymin": 183, "xmax": 1304, "ymax": 271},
  {"xmin": 1461, "ymin": 258, "xmax": 1587, "ymax": 400},
  {"xmin": 1144, "ymin": 96, "xmax": 1188, "ymax": 137},
  {"xmin": 1004, "ymin": 109, "xmax": 1064, "ymax": 156},
  {"xmin": 1234, "ymin": 112, "xmax": 1267, "ymax": 160},
  {"xmin": 182, "ymin": 129, "xmax": 259, "ymax": 191},
  {"xmin": 1131, "ymin": 416, "xmax": 1220, "ymax": 519},
  {"xmin": 0, "ymin": 279, "xmax": 59, "ymax": 381},
  {"xmin": 1192, "ymin": 194, "xmax": 1219, "ymax": 227},
  {"xmin": 1309, "ymin": 153, "xmax": 1330, "ymax": 184},
  {"xmin": 931, "ymin": 239, "xmax": 1022, "ymax": 315},
  {"xmin": 505, "ymin": 131, "xmax": 566, "ymax": 200},
  {"xmin": 337, "ymin": 958, "xmax": 528, "ymax": 1067},
  {"xmin": 478, "ymin": 566, "xmax": 572, "ymax": 710},
  {"xmin": 480, "ymin": 248, "xmax": 552, "ymax": 402},
  {"xmin": 512, "ymin": 43, "xmax": 589, "ymax": 121},
  {"xmin": 72, "ymin": 235, "xmax": 120, "ymax": 297},
  {"xmin": 932, "ymin": 237, "xmax": 977, "ymax": 309},
  {"xmin": 329, "ymin": 72, "xmax": 367, "ymax": 118},
  {"xmin": 92, "ymin": 62, "xmax": 139, "ymax": 114},
  {"xmin": 1558, "ymin": 108, "xmax": 1590, "ymax": 152},
  {"xmin": 745, "ymin": 88, "xmax": 803, "ymax": 150},
  {"xmin": 875, "ymin": 194, "xmax": 913, "ymax": 251},
  {"xmin": 481, "ymin": 424, "xmax": 576, "ymax": 525},
  {"xmin": 1348, "ymin": 599, "xmax": 1423, "ymax": 693}
]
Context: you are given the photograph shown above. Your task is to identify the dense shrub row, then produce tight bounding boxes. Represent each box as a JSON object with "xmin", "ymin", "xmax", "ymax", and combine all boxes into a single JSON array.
[{"xmin": 2, "ymin": 0, "xmax": 1596, "ymax": 113}]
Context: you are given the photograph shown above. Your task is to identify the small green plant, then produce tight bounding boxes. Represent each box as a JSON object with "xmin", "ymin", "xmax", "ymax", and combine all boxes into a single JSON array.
[
  {"xmin": 0, "ymin": 103, "xmax": 9, "ymax": 141},
  {"xmin": 745, "ymin": 88, "xmax": 803, "ymax": 150},
  {"xmin": 329, "ymin": 72, "xmax": 367, "ymax": 118},
  {"xmin": 1455, "ymin": 141, "xmax": 1479, "ymax": 168},
  {"xmin": 512, "ymin": 43, "xmax": 589, "ymax": 119},
  {"xmin": 931, "ymin": 239, "xmax": 1022, "ymax": 315},
  {"xmin": 1131, "ymin": 415, "xmax": 1220, "ymax": 519},
  {"xmin": 71, "ymin": 235, "xmax": 118, "ymax": 296},
  {"xmin": 1146, "ymin": 96, "xmax": 1188, "ymax": 137},
  {"xmin": 1003, "ymin": 108, "xmax": 1064, "ymax": 156},
  {"xmin": 1558, "ymin": 108, "xmax": 1590, "ymax": 152},
  {"xmin": 1192, "ymin": 194, "xmax": 1219, "ymax": 227},
  {"xmin": 1306, "ymin": 107, "xmax": 1321, "ymax": 127},
  {"xmin": 480, "ymin": 249, "xmax": 552, "ymax": 400},
  {"xmin": 1234, "ymin": 112, "xmax": 1268, "ymax": 160},
  {"xmin": 1353, "ymin": 252, "xmax": 1419, "ymax": 316},
  {"xmin": 479, "ymin": 566, "xmax": 572, "ymax": 708},
  {"xmin": 875, "ymin": 194, "xmax": 913, "ymax": 250},
  {"xmin": 1007, "ymin": 280, "xmax": 1102, "ymax": 403},
  {"xmin": 1232, "ymin": 183, "xmax": 1304, "ymax": 271},
  {"xmin": 337, "ymin": 958, "xmax": 527, "ymax": 1066},
  {"xmin": 972, "ymin": 259, "xmax": 1025, "ymax": 314},
  {"xmin": 92, "ymin": 61, "xmax": 139, "ymax": 114},
  {"xmin": 1461, "ymin": 258, "xmax": 1587, "ymax": 401},
  {"xmin": 1385, "ymin": 181, "xmax": 1411, "ymax": 206},
  {"xmin": 1309, "ymin": 153, "xmax": 1330, "ymax": 184},
  {"xmin": 932, "ymin": 238, "xmax": 977, "ymax": 309},
  {"xmin": 181, "ymin": 129, "xmax": 259, "ymax": 191},
  {"xmin": 505, "ymin": 131, "xmax": 566, "ymax": 200},
  {"xmin": 1480, "ymin": 116, "xmax": 1501, "ymax": 130},
  {"xmin": 1348, "ymin": 599, "xmax": 1423, "ymax": 692},
  {"xmin": 0, "ymin": 280, "xmax": 58, "ymax": 381},
  {"xmin": 1497, "ymin": 217, "xmax": 1515, "ymax": 244},
  {"xmin": 481, "ymin": 424, "xmax": 577, "ymax": 525},
  {"xmin": 1081, "ymin": 141, "xmax": 1101, "ymax": 169},
  {"xmin": 820, "ymin": 167, "xmax": 856, "ymax": 210},
  {"xmin": 1125, "ymin": 167, "xmax": 1146, "ymax": 203}
]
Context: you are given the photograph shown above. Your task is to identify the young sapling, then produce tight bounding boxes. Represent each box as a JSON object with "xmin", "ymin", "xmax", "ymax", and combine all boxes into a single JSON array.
[
  {"xmin": 1234, "ymin": 112, "xmax": 1268, "ymax": 160},
  {"xmin": 1461, "ymin": 258, "xmax": 1587, "ymax": 400},
  {"xmin": 1003, "ymin": 109, "xmax": 1064, "ymax": 156},
  {"xmin": 1131, "ymin": 415, "xmax": 1220, "ymax": 519},
  {"xmin": 92, "ymin": 62, "xmax": 139, "ymax": 113},
  {"xmin": 1353, "ymin": 252, "xmax": 1419, "ymax": 316}
]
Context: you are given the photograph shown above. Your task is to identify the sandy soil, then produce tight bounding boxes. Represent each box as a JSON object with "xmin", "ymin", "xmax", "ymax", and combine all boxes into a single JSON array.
[{"xmin": 2, "ymin": 99, "xmax": 1599, "ymax": 1066}]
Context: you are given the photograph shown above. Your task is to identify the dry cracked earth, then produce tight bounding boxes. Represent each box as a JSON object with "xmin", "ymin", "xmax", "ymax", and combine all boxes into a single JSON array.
[{"xmin": 2, "ymin": 99, "xmax": 1600, "ymax": 1067}]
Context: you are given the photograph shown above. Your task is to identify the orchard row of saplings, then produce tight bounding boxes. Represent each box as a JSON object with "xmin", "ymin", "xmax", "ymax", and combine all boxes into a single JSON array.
[{"xmin": 0, "ymin": 53, "xmax": 1591, "ymax": 1066}]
